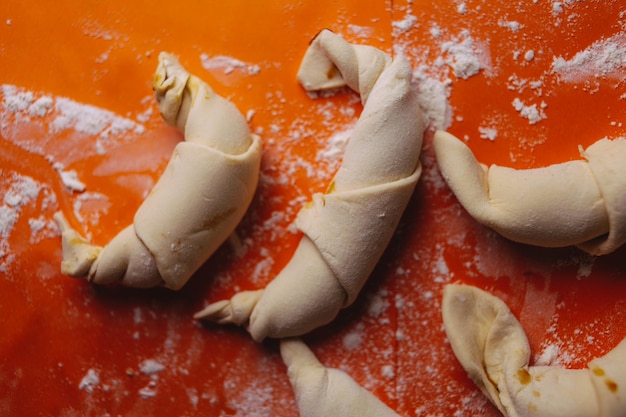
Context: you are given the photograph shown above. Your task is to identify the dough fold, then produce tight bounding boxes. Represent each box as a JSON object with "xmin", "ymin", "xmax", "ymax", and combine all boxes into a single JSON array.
[
  {"xmin": 433, "ymin": 130, "xmax": 626, "ymax": 255},
  {"xmin": 297, "ymin": 170, "xmax": 421, "ymax": 305},
  {"xmin": 54, "ymin": 52, "xmax": 261, "ymax": 290},
  {"xmin": 195, "ymin": 30, "xmax": 425, "ymax": 340},
  {"xmin": 442, "ymin": 284, "xmax": 626, "ymax": 417},
  {"xmin": 280, "ymin": 338, "xmax": 400, "ymax": 417},
  {"xmin": 134, "ymin": 139, "xmax": 260, "ymax": 288}
]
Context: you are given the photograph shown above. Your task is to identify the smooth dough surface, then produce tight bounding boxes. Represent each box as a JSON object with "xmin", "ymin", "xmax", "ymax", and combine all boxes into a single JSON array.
[
  {"xmin": 434, "ymin": 131, "xmax": 626, "ymax": 255},
  {"xmin": 135, "ymin": 137, "xmax": 261, "ymax": 289},
  {"xmin": 195, "ymin": 29, "xmax": 425, "ymax": 340},
  {"xmin": 54, "ymin": 52, "xmax": 261, "ymax": 289}
]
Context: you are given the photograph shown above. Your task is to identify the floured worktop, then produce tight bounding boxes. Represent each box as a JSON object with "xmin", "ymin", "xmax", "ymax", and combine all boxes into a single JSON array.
[{"xmin": 1, "ymin": 1, "xmax": 626, "ymax": 416}]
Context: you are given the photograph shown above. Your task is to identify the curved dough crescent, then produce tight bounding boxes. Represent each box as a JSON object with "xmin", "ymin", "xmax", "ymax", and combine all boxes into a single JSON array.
[
  {"xmin": 54, "ymin": 52, "xmax": 262, "ymax": 290},
  {"xmin": 433, "ymin": 130, "xmax": 626, "ymax": 255},
  {"xmin": 280, "ymin": 338, "xmax": 400, "ymax": 417},
  {"xmin": 442, "ymin": 284, "xmax": 626, "ymax": 417},
  {"xmin": 194, "ymin": 29, "xmax": 425, "ymax": 341}
]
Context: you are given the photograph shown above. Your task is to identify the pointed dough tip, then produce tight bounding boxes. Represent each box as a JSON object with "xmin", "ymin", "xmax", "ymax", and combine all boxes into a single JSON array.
[{"xmin": 193, "ymin": 300, "xmax": 231, "ymax": 321}]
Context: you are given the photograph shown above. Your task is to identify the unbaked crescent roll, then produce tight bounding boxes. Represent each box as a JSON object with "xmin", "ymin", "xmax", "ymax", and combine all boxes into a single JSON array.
[
  {"xmin": 442, "ymin": 284, "xmax": 626, "ymax": 417},
  {"xmin": 54, "ymin": 52, "xmax": 262, "ymax": 290},
  {"xmin": 433, "ymin": 130, "xmax": 626, "ymax": 255},
  {"xmin": 194, "ymin": 30, "xmax": 425, "ymax": 341},
  {"xmin": 280, "ymin": 338, "xmax": 401, "ymax": 417}
]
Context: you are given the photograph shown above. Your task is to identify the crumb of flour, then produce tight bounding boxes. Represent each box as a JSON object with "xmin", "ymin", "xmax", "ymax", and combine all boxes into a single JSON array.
[
  {"xmin": 478, "ymin": 126, "xmax": 498, "ymax": 141},
  {"xmin": 200, "ymin": 54, "xmax": 261, "ymax": 76},
  {"xmin": 139, "ymin": 359, "xmax": 166, "ymax": 376},
  {"xmin": 440, "ymin": 30, "xmax": 492, "ymax": 80},
  {"xmin": 512, "ymin": 97, "xmax": 547, "ymax": 124},
  {"xmin": 78, "ymin": 369, "xmax": 100, "ymax": 394}
]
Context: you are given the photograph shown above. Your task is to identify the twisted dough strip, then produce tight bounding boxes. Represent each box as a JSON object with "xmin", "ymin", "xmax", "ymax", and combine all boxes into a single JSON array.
[
  {"xmin": 443, "ymin": 284, "xmax": 626, "ymax": 417},
  {"xmin": 280, "ymin": 338, "xmax": 400, "ymax": 417},
  {"xmin": 195, "ymin": 30, "xmax": 425, "ymax": 340},
  {"xmin": 54, "ymin": 52, "xmax": 262, "ymax": 290},
  {"xmin": 434, "ymin": 131, "xmax": 626, "ymax": 255}
]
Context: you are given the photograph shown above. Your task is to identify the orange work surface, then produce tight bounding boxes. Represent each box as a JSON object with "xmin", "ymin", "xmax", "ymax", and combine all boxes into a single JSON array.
[{"xmin": 1, "ymin": 1, "xmax": 626, "ymax": 416}]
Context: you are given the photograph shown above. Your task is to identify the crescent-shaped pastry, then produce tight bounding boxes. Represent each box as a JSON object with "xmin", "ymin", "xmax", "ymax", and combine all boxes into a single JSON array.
[
  {"xmin": 194, "ymin": 30, "xmax": 425, "ymax": 341},
  {"xmin": 433, "ymin": 130, "xmax": 626, "ymax": 255},
  {"xmin": 54, "ymin": 52, "xmax": 262, "ymax": 290},
  {"xmin": 442, "ymin": 284, "xmax": 626, "ymax": 417},
  {"xmin": 280, "ymin": 338, "xmax": 400, "ymax": 417}
]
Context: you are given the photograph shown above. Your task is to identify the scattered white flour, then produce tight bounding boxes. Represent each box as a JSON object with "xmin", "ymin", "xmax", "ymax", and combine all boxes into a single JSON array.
[
  {"xmin": 413, "ymin": 67, "xmax": 453, "ymax": 130},
  {"xmin": 512, "ymin": 97, "xmax": 547, "ymax": 124},
  {"xmin": 367, "ymin": 289, "xmax": 391, "ymax": 318},
  {"xmin": 316, "ymin": 128, "xmax": 352, "ymax": 164},
  {"xmin": 381, "ymin": 364, "xmax": 395, "ymax": 380},
  {"xmin": 552, "ymin": 32, "xmax": 626, "ymax": 82},
  {"xmin": 200, "ymin": 54, "xmax": 260, "ymax": 76},
  {"xmin": 343, "ymin": 326, "xmax": 365, "ymax": 350},
  {"xmin": 3, "ymin": 173, "xmax": 41, "ymax": 208},
  {"xmin": 139, "ymin": 359, "xmax": 166, "ymax": 375},
  {"xmin": 348, "ymin": 24, "xmax": 374, "ymax": 39},
  {"xmin": 52, "ymin": 96, "xmax": 143, "ymax": 137},
  {"xmin": 29, "ymin": 96, "xmax": 54, "ymax": 117},
  {"xmin": 392, "ymin": 11, "xmax": 418, "ymax": 35},
  {"xmin": 498, "ymin": 19, "xmax": 523, "ymax": 33},
  {"xmin": 54, "ymin": 165, "xmax": 87, "ymax": 192},
  {"xmin": 72, "ymin": 191, "xmax": 111, "ymax": 230},
  {"xmin": 576, "ymin": 255, "xmax": 595, "ymax": 279},
  {"xmin": 524, "ymin": 50, "xmax": 535, "ymax": 62},
  {"xmin": 0, "ymin": 206, "xmax": 18, "ymax": 239},
  {"xmin": 78, "ymin": 369, "xmax": 100, "ymax": 393},
  {"xmin": 138, "ymin": 384, "xmax": 158, "ymax": 399},
  {"xmin": 432, "ymin": 248, "xmax": 450, "ymax": 282},
  {"xmin": 552, "ymin": 1, "xmax": 564, "ymax": 15},
  {"xmin": 1, "ymin": 84, "xmax": 145, "ymax": 155},
  {"xmin": 2, "ymin": 85, "xmax": 35, "ymax": 113},
  {"xmin": 430, "ymin": 23, "xmax": 443, "ymax": 39},
  {"xmin": 28, "ymin": 215, "xmax": 57, "ymax": 244},
  {"xmin": 534, "ymin": 343, "xmax": 560, "ymax": 366},
  {"xmin": 478, "ymin": 126, "xmax": 498, "ymax": 141},
  {"xmin": 440, "ymin": 31, "xmax": 491, "ymax": 80},
  {"xmin": 506, "ymin": 74, "xmax": 545, "ymax": 97},
  {"xmin": 0, "ymin": 172, "xmax": 49, "ymax": 271}
]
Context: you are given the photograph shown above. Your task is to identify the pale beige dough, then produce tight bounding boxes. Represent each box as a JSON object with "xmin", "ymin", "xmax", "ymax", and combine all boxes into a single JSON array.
[
  {"xmin": 194, "ymin": 30, "xmax": 425, "ymax": 341},
  {"xmin": 442, "ymin": 284, "xmax": 626, "ymax": 417},
  {"xmin": 433, "ymin": 130, "xmax": 626, "ymax": 255},
  {"xmin": 54, "ymin": 52, "xmax": 262, "ymax": 290},
  {"xmin": 280, "ymin": 338, "xmax": 401, "ymax": 417}
]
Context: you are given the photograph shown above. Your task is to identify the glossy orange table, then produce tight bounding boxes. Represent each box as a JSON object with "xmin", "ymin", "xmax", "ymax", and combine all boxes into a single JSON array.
[{"xmin": 1, "ymin": 1, "xmax": 625, "ymax": 416}]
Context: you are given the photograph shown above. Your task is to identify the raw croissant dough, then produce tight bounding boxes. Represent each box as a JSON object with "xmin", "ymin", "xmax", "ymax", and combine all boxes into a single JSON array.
[
  {"xmin": 194, "ymin": 30, "xmax": 425, "ymax": 340},
  {"xmin": 54, "ymin": 52, "xmax": 262, "ymax": 290},
  {"xmin": 442, "ymin": 284, "xmax": 626, "ymax": 417},
  {"xmin": 433, "ymin": 130, "xmax": 626, "ymax": 255},
  {"xmin": 280, "ymin": 338, "xmax": 400, "ymax": 417}
]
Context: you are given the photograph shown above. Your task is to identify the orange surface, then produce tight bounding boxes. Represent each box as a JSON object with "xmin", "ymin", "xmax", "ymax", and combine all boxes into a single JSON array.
[{"xmin": 1, "ymin": 1, "xmax": 626, "ymax": 416}]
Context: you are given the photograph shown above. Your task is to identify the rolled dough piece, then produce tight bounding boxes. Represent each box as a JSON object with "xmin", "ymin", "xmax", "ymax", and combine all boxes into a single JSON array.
[
  {"xmin": 433, "ymin": 130, "xmax": 626, "ymax": 255},
  {"xmin": 442, "ymin": 284, "xmax": 626, "ymax": 417},
  {"xmin": 54, "ymin": 52, "xmax": 262, "ymax": 290},
  {"xmin": 195, "ymin": 30, "xmax": 425, "ymax": 341}
]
